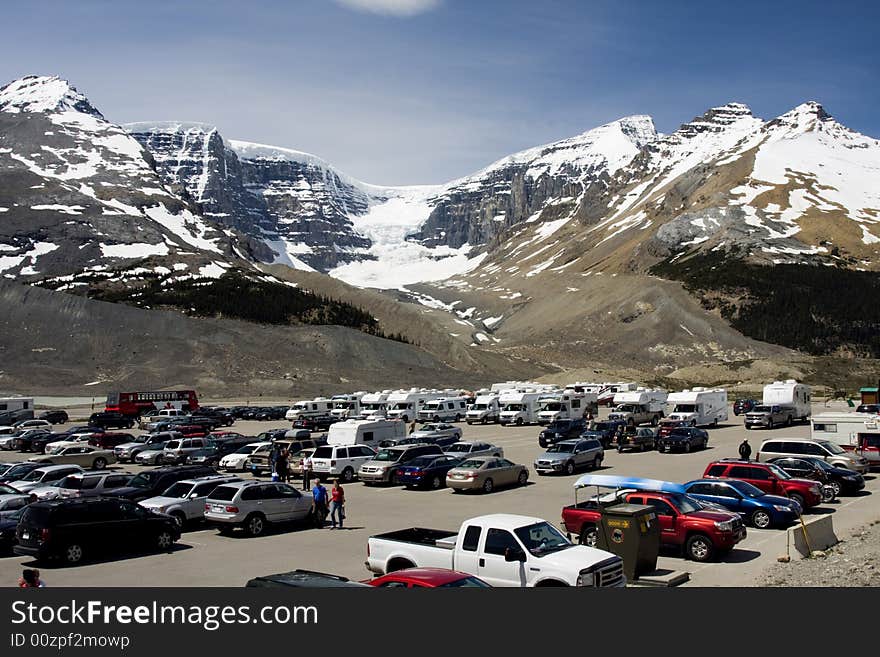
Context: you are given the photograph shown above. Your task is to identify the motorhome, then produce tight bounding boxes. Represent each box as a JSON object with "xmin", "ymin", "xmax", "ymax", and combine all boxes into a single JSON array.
[
  {"xmin": 598, "ymin": 383, "xmax": 639, "ymax": 407},
  {"xmin": 608, "ymin": 388, "xmax": 668, "ymax": 426},
  {"xmin": 329, "ymin": 392, "xmax": 368, "ymax": 420},
  {"xmin": 762, "ymin": 380, "xmax": 812, "ymax": 422},
  {"xmin": 536, "ymin": 389, "xmax": 594, "ymax": 425},
  {"xmin": 465, "ymin": 392, "xmax": 501, "ymax": 424},
  {"xmin": 811, "ymin": 411, "xmax": 880, "ymax": 452},
  {"xmin": 416, "ymin": 396, "xmax": 470, "ymax": 423},
  {"xmin": 498, "ymin": 390, "xmax": 544, "ymax": 426},
  {"xmin": 284, "ymin": 397, "xmax": 334, "ymax": 421},
  {"xmin": 666, "ymin": 388, "xmax": 728, "ymax": 427},
  {"xmin": 358, "ymin": 391, "xmax": 391, "ymax": 419},
  {"xmin": 385, "ymin": 389, "xmax": 449, "ymax": 423},
  {"xmin": 326, "ymin": 418, "xmax": 407, "ymax": 447},
  {"xmin": 0, "ymin": 397, "xmax": 34, "ymax": 426}
]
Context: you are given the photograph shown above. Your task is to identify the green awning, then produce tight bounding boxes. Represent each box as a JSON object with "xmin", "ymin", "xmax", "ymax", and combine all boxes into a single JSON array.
[{"xmin": 860, "ymin": 387, "xmax": 879, "ymax": 393}]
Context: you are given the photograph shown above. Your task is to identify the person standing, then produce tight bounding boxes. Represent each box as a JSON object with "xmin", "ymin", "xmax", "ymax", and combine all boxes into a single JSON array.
[
  {"xmin": 329, "ymin": 479, "xmax": 345, "ymax": 529},
  {"xmin": 274, "ymin": 448, "xmax": 289, "ymax": 483},
  {"xmin": 301, "ymin": 453, "xmax": 313, "ymax": 491},
  {"xmin": 18, "ymin": 569, "xmax": 45, "ymax": 588},
  {"xmin": 311, "ymin": 479, "xmax": 329, "ymax": 526},
  {"xmin": 738, "ymin": 439, "xmax": 752, "ymax": 461}
]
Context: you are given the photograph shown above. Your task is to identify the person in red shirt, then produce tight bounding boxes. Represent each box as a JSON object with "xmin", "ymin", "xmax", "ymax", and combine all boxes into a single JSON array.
[{"xmin": 329, "ymin": 479, "xmax": 345, "ymax": 529}]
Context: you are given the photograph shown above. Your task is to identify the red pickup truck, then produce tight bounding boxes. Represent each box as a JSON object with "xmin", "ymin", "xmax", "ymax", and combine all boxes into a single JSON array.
[{"xmin": 561, "ymin": 490, "xmax": 746, "ymax": 562}]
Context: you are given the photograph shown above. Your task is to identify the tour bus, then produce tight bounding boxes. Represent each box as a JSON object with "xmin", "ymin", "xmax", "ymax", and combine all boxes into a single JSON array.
[{"xmin": 105, "ymin": 390, "xmax": 198, "ymax": 417}]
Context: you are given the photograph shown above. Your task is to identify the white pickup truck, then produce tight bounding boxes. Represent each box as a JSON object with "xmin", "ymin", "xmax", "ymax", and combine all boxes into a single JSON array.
[{"xmin": 365, "ymin": 513, "xmax": 625, "ymax": 587}]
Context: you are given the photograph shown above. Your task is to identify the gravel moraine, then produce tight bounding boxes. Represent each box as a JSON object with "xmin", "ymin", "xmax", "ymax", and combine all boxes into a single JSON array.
[{"xmin": 760, "ymin": 520, "xmax": 880, "ymax": 587}]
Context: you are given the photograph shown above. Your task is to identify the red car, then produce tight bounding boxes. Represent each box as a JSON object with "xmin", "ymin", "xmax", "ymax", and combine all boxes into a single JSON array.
[
  {"xmin": 366, "ymin": 568, "xmax": 491, "ymax": 588},
  {"xmin": 88, "ymin": 432, "xmax": 136, "ymax": 449},
  {"xmin": 702, "ymin": 459, "xmax": 823, "ymax": 508}
]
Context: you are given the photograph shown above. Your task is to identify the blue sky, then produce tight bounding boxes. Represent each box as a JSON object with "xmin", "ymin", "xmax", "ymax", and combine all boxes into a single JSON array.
[{"xmin": 2, "ymin": 0, "xmax": 877, "ymax": 184}]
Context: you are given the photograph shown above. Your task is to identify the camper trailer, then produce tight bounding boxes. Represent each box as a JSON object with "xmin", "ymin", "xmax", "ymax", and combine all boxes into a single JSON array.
[
  {"xmin": 465, "ymin": 392, "xmax": 501, "ymax": 424},
  {"xmin": 498, "ymin": 390, "xmax": 544, "ymax": 426},
  {"xmin": 326, "ymin": 418, "xmax": 406, "ymax": 447},
  {"xmin": 358, "ymin": 391, "xmax": 391, "ymax": 419},
  {"xmin": 385, "ymin": 389, "xmax": 448, "ymax": 423},
  {"xmin": 0, "ymin": 397, "xmax": 35, "ymax": 426},
  {"xmin": 609, "ymin": 388, "xmax": 668, "ymax": 427},
  {"xmin": 760, "ymin": 380, "xmax": 811, "ymax": 421},
  {"xmin": 285, "ymin": 398, "xmax": 334, "ymax": 421},
  {"xmin": 329, "ymin": 392, "xmax": 367, "ymax": 420},
  {"xmin": 598, "ymin": 383, "xmax": 639, "ymax": 407},
  {"xmin": 536, "ymin": 389, "xmax": 594, "ymax": 425},
  {"xmin": 666, "ymin": 388, "xmax": 728, "ymax": 427},
  {"xmin": 811, "ymin": 411, "xmax": 880, "ymax": 451},
  {"xmin": 416, "ymin": 396, "xmax": 470, "ymax": 423}
]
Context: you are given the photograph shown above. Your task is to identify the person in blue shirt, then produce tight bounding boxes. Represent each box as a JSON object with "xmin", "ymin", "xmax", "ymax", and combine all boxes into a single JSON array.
[{"xmin": 311, "ymin": 479, "xmax": 329, "ymax": 527}]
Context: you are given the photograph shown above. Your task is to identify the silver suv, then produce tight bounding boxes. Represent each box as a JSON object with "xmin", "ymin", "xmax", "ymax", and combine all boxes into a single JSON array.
[
  {"xmin": 115, "ymin": 432, "xmax": 182, "ymax": 462},
  {"xmin": 534, "ymin": 438, "xmax": 604, "ymax": 476},
  {"xmin": 31, "ymin": 470, "xmax": 133, "ymax": 500},
  {"xmin": 204, "ymin": 480, "xmax": 315, "ymax": 537},
  {"xmin": 757, "ymin": 438, "xmax": 869, "ymax": 473},
  {"xmin": 141, "ymin": 475, "xmax": 241, "ymax": 527},
  {"xmin": 358, "ymin": 444, "xmax": 443, "ymax": 485},
  {"xmin": 161, "ymin": 437, "xmax": 209, "ymax": 465}
]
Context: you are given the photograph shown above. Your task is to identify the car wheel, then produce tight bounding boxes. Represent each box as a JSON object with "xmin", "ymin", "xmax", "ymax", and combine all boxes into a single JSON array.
[
  {"xmin": 63, "ymin": 543, "xmax": 84, "ymax": 565},
  {"xmin": 482, "ymin": 478, "xmax": 494, "ymax": 494},
  {"xmin": 170, "ymin": 512, "xmax": 187, "ymax": 529},
  {"xmin": 684, "ymin": 442, "xmax": 691, "ymax": 453},
  {"xmin": 515, "ymin": 418, "xmax": 523, "ymax": 426},
  {"xmin": 685, "ymin": 534, "xmax": 714, "ymax": 562},
  {"xmin": 786, "ymin": 416, "xmax": 793, "ymax": 427},
  {"xmin": 750, "ymin": 510, "xmax": 772, "ymax": 529},
  {"xmin": 92, "ymin": 457, "xmax": 107, "ymax": 469},
  {"xmin": 244, "ymin": 513, "xmax": 266, "ymax": 537},
  {"xmin": 538, "ymin": 440, "xmax": 547, "ymax": 448},
  {"xmin": 651, "ymin": 416, "xmax": 659, "ymax": 427},
  {"xmin": 767, "ymin": 420, "xmax": 774, "ymax": 430},
  {"xmin": 156, "ymin": 530, "xmax": 175, "ymax": 551},
  {"xmin": 830, "ymin": 480, "xmax": 842, "ymax": 496},
  {"xmin": 455, "ymin": 414, "xmax": 461, "ymax": 422},
  {"xmin": 341, "ymin": 467, "xmax": 355, "ymax": 483},
  {"xmin": 517, "ymin": 471, "xmax": 528, "ymax": 486},
  {"xmin": 431, "ymin": 475, "xmax": 442, "ymax": 490},
  {"xmin": 592, "ymin": 456, "xmax": 602, "ymax": 469},
  {"xmin": 579, "ymin": 525, "xmax": 598, "ymax": 547},
  {"xmin": 820, "ymin": 485, "xmax": 836, "ymax": 504},
  {"xmin": 789, "ymin": 493, "xmax": 805, "ymax": 508},
  {"xmin": 481, "ymin": 417, "xmax": 487, "ymax": 425}
]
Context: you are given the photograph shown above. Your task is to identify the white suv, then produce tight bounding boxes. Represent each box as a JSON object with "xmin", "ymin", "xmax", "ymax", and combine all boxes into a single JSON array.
[
  {"xmin": 204, "ymin": 480, "xmax": 315, "ymax": 537},
  {"xmin": 219, "ymin": 442, "xmax": 270, "ymax": 472},
  {"xmin": 310, "ymin": 444, "xmax": 377, "ymax": 483},
  {"xmin": 141, "ymin": 475, "xmax": 241, "ymax": 527}
]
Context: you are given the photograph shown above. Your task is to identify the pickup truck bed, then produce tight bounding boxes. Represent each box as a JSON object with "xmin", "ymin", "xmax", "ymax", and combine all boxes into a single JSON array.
[{"xmin": 371, "ymin": 527, "xmax": 457, "ymax": 548}]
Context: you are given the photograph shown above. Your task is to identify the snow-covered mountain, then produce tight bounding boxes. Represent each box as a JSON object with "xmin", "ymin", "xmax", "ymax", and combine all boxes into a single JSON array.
[{"xmin": 0, "ymin": 76, "xmax": 256, "ymax": 292}]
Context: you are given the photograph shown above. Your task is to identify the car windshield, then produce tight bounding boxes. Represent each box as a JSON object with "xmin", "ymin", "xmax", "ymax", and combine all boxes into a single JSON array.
[
  {"xmin": 234, "ymin": 445, "xmax": 256, "ymax": 455},
  {"xmin": 546, "ymin": 444, "xmax": 575, "ymax": 454},
  {"xmin": 724, "ymin": 480, "xmax": 765, "ymax": 498},
  {"xmin": 374, "ymin": 449, "xmax": 404, "ymax": 462},
  {"xmin": 472, "ymin": 404, "xmax": 488, "ymax": 411},
  {"xmin": 162, "ymin": 482, "xmax": 194, "ymax": 498},
  {"xmin": 503, "ymin": 404, "xmax": 522, "ymax": 411},
  {"xmin": 809, "ymin": 459, "xmax": 835, "ymax": 472},
  {"xmin": 765, "ymin": 463, "xmax": 792, "ymax": 480},
  {"xmin": 439, "ymin": 576, "xmax": 491, "ymax": 588},
  {"xmin": 457, "ymin": 459, "xmax": 484, "ymax": 469},
  {"xmin": 753, "ymin": 406, "xmax": 771, "ymax": 413},
  {"xmin": 668, "ymin": 493, "xmax": 701, "ymax": 514},
  {"xmin": 514, "ymin": 522, "xmax": 572, "ymax": 556},
  {"xmin": 818, "ymin": 441, "xmax": 844, "ymax": 454},
  {"xmin": 49, "ymin": 445, "xmax": 70, "ymax": 454},
  {"xmin": 165, "ymin": 441, "xmax": 181, "ymax": 449},
  {"xmin": 541, "ymin": 402, "xmax": 563, "ymax": 412},
  {"xmin": 0, "ymin": 464, "xmax": 11, "ymax": 476},
  {"xmin": 127, "ymin": 472, "xmax": 157, "ymax": 488}
]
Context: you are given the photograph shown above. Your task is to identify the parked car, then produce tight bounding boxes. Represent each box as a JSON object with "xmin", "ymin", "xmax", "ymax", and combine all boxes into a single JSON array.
[
  {"xmin": 0, "ymin": 508, "xmax": 22, "ymax": 554},
  {"xmin": 141, "ymin": 475, "xmax": 242, "ymax": 527},
  {"xmin": 447, "ymin": 456, "xmax": 529, "ymax": 494},
  {"xmin": 767, "ymin": 457, "xmax": 866, "ymax": 497},
  {"xmin": 656, "ymin": 427, "xmax": 709, "ymax": 453},
  {"xmin": 0, "ymin": 462, "xmax": 41, "ymax": 484},
  {"xmin": 14, "ymin": 497, "xmax": 180, "ymax": 565},
  {"xmin": 38, "ymin": 410, "xmax": 69, "ymax": 425},
  {"xmin": 114, "ymin": 432, "xmax": 181, "ymax": 463},
  {"xmin": 255, "ymin": 406, "xmax": 289, "ymax": 421},
  {"xmin": 204, "ymin": 480, "xmax": 315, "ymax": 537},
  {"xmin": 702, "ymin": 459, "xmax": 824, "ymax": 509},
  {"xmin": 0, "ymin": 482, "xmax": 28, "ymax": 498},
  {"xmin": 134, "ymin": 443, "xmax": 174, "ymax": 466},
  {"xmin": 88, "ymin": 411, "xmax": 135, "ymax": 430},
  {"xmin": 580, "ymin": 420, "xmax": 627, "ymax": 448},
  {"xmin": 12, "ymin": 465, "xmax": 84, "ymax": 493},
  {"xmin": 219, "ymin": 442, "xmax": 270, "ymax": 472},
  {"xmin": 30, "ymin": 432, "xmax": 66, "ymax": 454},
  {"xmin": 757, "ymin": 438, "xmax": 870, "ymax": 474},
  {"xmin": 538, "ymin": 418, "xmax": 587, "ymax": 448},
  {"xmin": 442, "ymin": 441, "xmax": 503, "ymax": 460},
  {"xmin": 13, "ymin": 429, "xmax": 53, "ymax": 452},
  {"xmin": 733, "ymin": 399, "xmax": 758, "ymax": 415},
  {"xmin": 396, "ymin": 455, "xmax": 463, "ymax": 489},
  {"xmin": 289, "ymin": 447, "xmax": 317, "ymax": 479},
  {"xmin": 245, "ymin": 570, "xmax": 369, "ymax": 588},
  {"xmin": 246, "ymin": 437, "xmax": 323, "ymax": 476},
  {"xmin": 160, "ymin": 437, "xmax": 210, "ymax": 465},
  {"xmin": 359, "ymin": 444, "xmax": 444, "ymax": 485},
  {"xmin": 534, "ymin": 439, "xmax": 603, "ymax": 476},
  {"xmin": 31, "ymin": 471, "xmax": 133, "ymax": 501},
  {"xmin": 105, "ymin": 465, "xmax": 218, "ymax": 502},
  {"xmin": 682, "ymin": 478, "xmax": 802, "ymax": 529},
  {"xmin": 0, "ymin": 493, "xmax": 32, "ymax": 513},
  {"xmin": 744, "ymin": 405, "xmax": 798, "ymax": 430},
  {"xmin": 311, "ymin": 444, "xmax": 377, "ymax": 483},
  {"xmin": 198, "ymin": 408, "xmax": 235, "ymax": 426},
  {"xmin": 617, "ymin": 427, "xmax": 656, "ymax": 453},
  {"xmin": 15, "ymin": 419, "xmax": 52, "ymax": 431},
  {"xmin": 657, "ymin": 419, "xmax": 689, "ymax": 438},
  {"xmin": 88, "ymin": 432, "xmax": 136, "ymax": 450},
  {"xmin": 145, "ymin": 416, "xmax": 192, "ymax": 433},
  {"xmin": 291, "ymin": 415, "xmax": 335, "ymax": 432},
  {"xmin": 408, "ymin": 423, "xmax": 462, "ymax": 444},
  {"xmin": 186, "ymin": 439, "xmax": 254, "ymax": 467},
  {"xmin": 28, "ymin": 444, "xmax": 117, "ymax": 469},
  {"xmin": 205, "ymin": 431, "xmax": 248, "ymax": 443},
  {"xmin": 367, "ymin": 567, "xmax": 491, "ymax": 588}
]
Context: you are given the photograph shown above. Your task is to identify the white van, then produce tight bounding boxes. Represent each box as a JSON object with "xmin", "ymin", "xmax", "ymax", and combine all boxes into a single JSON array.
[
  {"xmin": 285, "ymin": 398, "xmax": 334, "ymax": 421},
  {"xmin": 416, "ymin": 397, "xmax": 469, "ymax": 423},
  {"xmin": 326, "ymin": 419, "xmax": 406, "ymax": 447},
  {"xmin": 498, "ymin": 390, "xmax": 544, "ymax": 426},
  {"xmin": 466, "ymin": 393, "xmax": 501, "ymax": 424},
  {"xmin": 667, "ymin": 388, "xmax": 728, "ymax": 427},
  {"xmin": 385, "ymin": 389, "xmax": 447, "ymax": 423}
]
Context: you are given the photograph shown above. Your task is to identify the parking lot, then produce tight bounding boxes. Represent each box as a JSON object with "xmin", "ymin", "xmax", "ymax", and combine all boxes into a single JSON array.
[{"xmin": 1, "ymin": 400, "xmax": 877, "ymax": 587}]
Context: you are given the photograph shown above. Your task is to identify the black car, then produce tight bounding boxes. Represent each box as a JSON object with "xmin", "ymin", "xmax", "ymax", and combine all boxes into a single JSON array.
[
  {"xmin": 30, "ymin": 433, "xmax": 64, "ymax": 454},
  {"xmin": 856, "ymin": 404, "xmax": 880, "ymax": 414},
  {"xmin": 185, "ymin": 439, "xmax": 254, "ymax": 467},
  {"xmin": 105, "ymin": 465, "xmax": 217, "ymax": 502},
  {"xmin": 256, "ymin": 406, "xmax": 289, "ymax": 421},
  {"xmin": 13, "ymin": 430, "xmax": 53, "ymax": 452},
  {"xmin": 88, "ymin": 411, "xmax": 135, "ymax": 429},
  {"xmin": 538, "ymin": 418, "xmax": 587, "ymax": 448},
  {"xmin": 14, "ymin": 498, "xmax": 180, "ymax": 565},
  {"xmin": 657, "ymin": 427, "xmax": 709, "ymax": 453},
  {"xmin": 245, "ymin": 570, "xmax": 368, "ymax": 588},
  {"xmin": 186, "ymin": 415, "xmax": 224, "ymax": 431},
  {"xmin": 291, "ymin": 415, "xmax": 335, "ymax": 432},
  {"xmin": 0, "ymin": 462, "xmax": 41, "ymax": 483},
  {"xmin": 580, "ymin": 420, "xmax": 627, "ymax": 448},
  {"xmin": 198, "ymin": 408, "xmax": 235, "ymax": 426},
  {"xmin": 768, "ymin": 456, "xmax": 866, "ymax": 496},
  {"xmin": 733, "ymin": 399, "xmax": 759, "ymax": 416},
  {"xmin": 38, "ymin": 410, "xmax": 69, "ymax": 425},
  {"xmin": 0, "ymin": 508, "xmax": 23, "ymax": 554},
  {"xmin": 395, "ymin": 455, "xmax": 464, "ymax": 489}
]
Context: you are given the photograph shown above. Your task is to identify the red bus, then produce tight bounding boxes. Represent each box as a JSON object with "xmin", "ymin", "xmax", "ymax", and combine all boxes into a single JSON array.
[{"xmin": 105, "ymin": 390, "xmax": 199, "ymax": 417}]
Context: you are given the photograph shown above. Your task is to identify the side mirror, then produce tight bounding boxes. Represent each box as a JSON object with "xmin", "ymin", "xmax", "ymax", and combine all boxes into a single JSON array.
[{"xmin": 504, "ymin": 547, "xmax": 526, "ymax": 563}]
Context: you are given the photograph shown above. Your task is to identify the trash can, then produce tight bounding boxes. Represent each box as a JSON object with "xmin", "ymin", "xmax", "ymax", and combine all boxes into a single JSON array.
[{"xmin": 597, "ymin": 503, "xmax": 660, "ymax": 581}]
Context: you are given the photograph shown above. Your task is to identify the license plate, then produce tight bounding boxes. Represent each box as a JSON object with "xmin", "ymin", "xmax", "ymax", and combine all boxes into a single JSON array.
[
  {"xmin": 21, "ymin": 532, "xmax": 30, "ymax": 540},
  {"xmin": 210, "ymin": 505, "xmax": 225, "ymax": 513}
]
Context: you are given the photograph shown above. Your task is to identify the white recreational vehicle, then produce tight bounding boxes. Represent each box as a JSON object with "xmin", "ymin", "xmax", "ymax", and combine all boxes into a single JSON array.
[
  {"xmin": 498, "ymin": 389, "xmax": 544, "ymax": 426},
  {"xmin": 358, "ymin": 391, "xmax": 391, "ymax": 419},
  {"xmin": 326, "ymin": 418, "xmax": 406, "ymax": 447},
  {"xmin": 284, "ymin": 397, "xmax": 334, "ymax": 421},
  {"xmin": 0, "ymin": 397, "xmax": 35, "ymax": 426},
  {"xmin": 536, "ymin": 389, "xmax": 593, "ymax": 425},
  {"xmin": 810, "ymin": 412, "xmax": 880, "ymax": 449},
  {"xmin": 385, "ymin": 389, "xmax": 449, "ymax": 423},
  {"xmin": 466, "ymin": 392, "xmax": 501, "ymax": 424},
  {"xmin": 666, "ymin": 388, "xmax": 728, "ymax": 427},
  {"xmin": 417, "ymin": 396, "xmax": 470, "ymax": 423},
  {"xmin": 609, "ymin": 388, "xmax": 668, "ymax": 426},
  {"xmin": 329, "ymin": 392, "xmax": 368, "ymax": 420},
  {"xmin": 762, "ymin": 380, "xmax": 811, "ymax": 422},
  {"xmin": 598, "ymin": 382, "xmax": 639, "ymax": 407}
]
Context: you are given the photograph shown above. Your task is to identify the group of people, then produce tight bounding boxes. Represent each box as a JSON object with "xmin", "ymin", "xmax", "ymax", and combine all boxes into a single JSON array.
[{"xmin": 309, "ymin": 478, "xmax": 346, "ymax": 529}]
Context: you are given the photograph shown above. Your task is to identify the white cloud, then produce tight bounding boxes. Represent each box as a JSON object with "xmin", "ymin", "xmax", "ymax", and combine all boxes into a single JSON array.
[{"xmin": 333, "ymin": 0, "xmax": 441, "ymax": 17}]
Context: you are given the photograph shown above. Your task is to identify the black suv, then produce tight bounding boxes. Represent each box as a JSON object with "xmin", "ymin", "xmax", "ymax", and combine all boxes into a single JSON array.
[
  {"xmin": 88, "ymin": 411, "xmax": 135, "ymax": 429},
  {"xmin": 198, "ymin": 408, "xmax": 235, "ymax": 426},
  {"xmin": 105, "ymin": 465, "xmax": 217, "ymax": 502},
  {"xmin": 656, "ymin": 427, "xmax": 709, "ymax": 453},
  {"xmin": 14, "ymin": 498, "xmax": 180, "ymax": 565},
  {"xmin": 291, "ymin": 415, "xmax": 335, "ymax": 432},
  {"xmin": 256, "ymin": 407, "xmax": 289, "ymax": 421},
  {"xmin": 39, "ymin": 410, "xmax": 69, "ymax": 425},
  {"xmin": 538, "ymin": 418, "xmax": 587, "ymax": 448}
]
